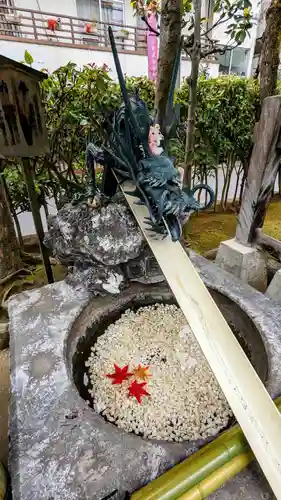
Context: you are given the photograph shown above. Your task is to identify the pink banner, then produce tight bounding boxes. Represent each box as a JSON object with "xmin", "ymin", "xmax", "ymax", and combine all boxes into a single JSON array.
[{"xmin": 147, "ymin": 13, "xmax": 158, "ymax": 82}]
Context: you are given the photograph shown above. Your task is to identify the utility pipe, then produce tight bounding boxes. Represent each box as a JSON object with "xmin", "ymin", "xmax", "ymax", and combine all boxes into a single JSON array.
[{"xmin": 131, "ymin": 396, "xmax": 281, "ymax": 500}]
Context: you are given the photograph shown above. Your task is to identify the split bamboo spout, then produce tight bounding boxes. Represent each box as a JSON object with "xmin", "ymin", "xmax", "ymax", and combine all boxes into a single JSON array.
[{"xmin": 132, "ymin": 396, "xmax": 281, "ymax": 500}]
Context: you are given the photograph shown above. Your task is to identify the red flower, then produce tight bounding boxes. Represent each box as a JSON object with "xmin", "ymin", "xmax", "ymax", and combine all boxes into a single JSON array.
[
  {"xmin": 106, "ymin": 364, "xmax": 133, "ymax": 385},
  {"xmin": 128, "ymin": 380, "xmax": 150, "ymax": 404},
  {"xmin": 47, "ymin": 19, "xmax": 57, "ymax": 31}
]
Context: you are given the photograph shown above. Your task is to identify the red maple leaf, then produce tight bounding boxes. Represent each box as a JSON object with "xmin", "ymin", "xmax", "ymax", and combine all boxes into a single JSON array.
[
  {"xmin": 106, "ymin": 364, "xmax": 133, "ymax": 385},
  {"xmin": 128, "ymin": 380, "xmax": 150, "ymax": 404}
]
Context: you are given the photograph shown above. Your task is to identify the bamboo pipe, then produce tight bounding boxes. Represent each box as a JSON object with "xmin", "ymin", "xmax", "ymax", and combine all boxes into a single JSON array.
[
  {"xmin": 177, "ymin": 451, "xmax": 254, "ymax": 500},
  {"xmin": 131, "ymin": 396, "xmax": 281, "ymax": 500}
]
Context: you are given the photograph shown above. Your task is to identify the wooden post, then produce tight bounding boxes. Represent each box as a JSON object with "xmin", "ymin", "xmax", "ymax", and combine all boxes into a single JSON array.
[
  {"xmin": 134, "ymin": 27, "xmax": 138, "ymax": 51},
  {"xmin": 70, "ymin": 17, "xmax": 75, "ymax": 44},
  {"xmin": 21, "ymin": 158, "xmax": 54, "ymax": 284},
  {"xmin": 236, "ymin": 96, "xmax": 281, "ymax": 244},
  {"xmin": 31, "ymin": 11, "xmax": 38, "ymax": 39}
]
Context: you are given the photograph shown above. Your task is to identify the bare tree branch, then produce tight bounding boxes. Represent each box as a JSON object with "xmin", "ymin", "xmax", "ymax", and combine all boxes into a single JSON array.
[
  {"xmin": 141, "ymin": 15, "xmax": 160, "ymax": 36},
  {"xmin": 200, "ymin": 40, "xmax": 240, "ymax": 58},
  {"xmin": 201, "ymin": 12, "xmax": 227, "ymax": 36},
  {"xmin": 201, "ymin": 6, "xmax": 239, "ymax": 37}
]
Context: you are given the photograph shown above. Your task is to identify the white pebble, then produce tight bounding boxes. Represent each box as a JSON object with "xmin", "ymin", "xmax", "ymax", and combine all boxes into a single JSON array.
[{"xmin": 85, "ymin": 304, "xmax": 232, "ymax": 442}]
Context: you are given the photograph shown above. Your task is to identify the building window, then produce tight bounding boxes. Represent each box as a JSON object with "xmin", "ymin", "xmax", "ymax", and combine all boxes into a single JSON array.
[
  {"xmin": 102, "ymin": 0, "xmax": 123, "ymax": 23},
  {"xmin": 218, "ymin": 47, "xmax": 249, "ymax": 76},
  {"xmin": 76, "ymin": 0, "xmax": 100, "ymax": 21},
  {"xmin": 76, "ymin": 0, "xmax": 124, "ymax": 24}
]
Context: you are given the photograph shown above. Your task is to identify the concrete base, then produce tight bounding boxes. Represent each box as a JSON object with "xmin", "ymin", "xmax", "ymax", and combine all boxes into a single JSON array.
[
  {"xmin": 266, "ymin": 268, "xmax": 281, "ymax": 303},
  {"xmin": 215, "ymin": 238, "xmax": 267, "ymax": 292},
  {"xmin": 7, "ymin": 253, "xmax": 281, "ymax": 500}
]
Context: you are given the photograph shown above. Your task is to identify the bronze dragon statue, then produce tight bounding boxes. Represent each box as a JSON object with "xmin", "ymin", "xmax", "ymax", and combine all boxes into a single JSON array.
[{"xmin": 82, "ymin": 26, "xmax": 215, "ymax": 242}]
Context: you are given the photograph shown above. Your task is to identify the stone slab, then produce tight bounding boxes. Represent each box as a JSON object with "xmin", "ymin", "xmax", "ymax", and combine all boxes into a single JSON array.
[
  {"xmin": 8, "ymin": 253, "xmax": 281, "ymax": 500},
  {"xmin": 215, "ymin": 238, "xmax": 267, "ymax": 292},
  {"xmin": 266, "ymin": 268, "xmax": 281, "ymax": 304},
  {"xmin": 8, "ymin": 283, "xmax": 193, "ymax": 500}
]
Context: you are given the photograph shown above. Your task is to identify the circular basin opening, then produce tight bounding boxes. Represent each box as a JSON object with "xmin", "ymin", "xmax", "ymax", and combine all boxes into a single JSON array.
[{"xmin": 68, "ymin": 285, "xmax": 268, "ymax": 443}]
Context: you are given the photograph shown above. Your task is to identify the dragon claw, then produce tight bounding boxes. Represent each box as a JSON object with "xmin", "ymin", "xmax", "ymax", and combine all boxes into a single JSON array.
[
  {"xmin": 144, "ymin": 218, "xmax": 158, "ymax": 227},
  {"xmin": 144, "ymin": 221, "xmax": 165, "ymax": 233},
  {"xmin": 147, "ymin": 229, "xmax": 167, "ymax": 240}
]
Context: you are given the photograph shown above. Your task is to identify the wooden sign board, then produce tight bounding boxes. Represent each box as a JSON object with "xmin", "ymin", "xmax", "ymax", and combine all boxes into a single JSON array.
[{"xmin": 0, "ymin": 64, "xmax": 49, "ymax": 157}]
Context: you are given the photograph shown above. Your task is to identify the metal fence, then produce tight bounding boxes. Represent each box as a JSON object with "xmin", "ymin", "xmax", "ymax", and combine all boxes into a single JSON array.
[{"xmin": 0, "ymin": 4, "xmax": 147, "ymax": 52}]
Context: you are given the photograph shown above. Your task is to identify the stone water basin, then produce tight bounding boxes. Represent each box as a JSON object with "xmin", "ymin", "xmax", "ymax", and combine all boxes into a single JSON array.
[
  {"xmin": 8, "ymin": 252, "xmax": 281, "ymax": 500},
  {"xmin": 71, "ymin": 287, "xmax": 267, "ymax": 441}
]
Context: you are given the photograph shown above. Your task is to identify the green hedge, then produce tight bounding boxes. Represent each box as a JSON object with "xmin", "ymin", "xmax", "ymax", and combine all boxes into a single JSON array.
[
  {"xmin": 176, "ymin": 75, "xmax": 259, "ymax": 167},
  {"xmin": 40, "ymin": 64, "xmax": 261, "ymax": 170},
  {"xmin": 4, "ymin": 63, "xmax": 263, "ymax": 213}
]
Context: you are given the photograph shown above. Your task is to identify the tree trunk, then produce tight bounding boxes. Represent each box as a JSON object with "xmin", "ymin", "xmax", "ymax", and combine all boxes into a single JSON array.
[
  {"xmin": 214, "ymin": 167, "xmax": 218, "ymax": 211},
  {"xmin": 155, "ymin": 0, "xmax": 182, "ymax": 130},
  {"xmin": 1, "ymin": 174, "xmax": 24, "ymax": 249},
  {"xmin": 0, "ymin": 179, "xmax": 22, "ymax": 280},
  {"xmin": 220, "ymin": 164, "xmax": 228, "ymax": 212},
  {"xmin": 183, "ymin": 0, "xmax": 202, "ymax": 189},
  {"xmin": 232, "ymin": 164, "xmax": 242, "ymax": 206},
  {"xmin": 259, "ymin": 0, "xmax": 281, "ymax": 105}
]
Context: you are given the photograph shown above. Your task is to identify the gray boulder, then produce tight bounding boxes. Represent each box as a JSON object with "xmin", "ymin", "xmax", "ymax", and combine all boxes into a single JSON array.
[{"xmin": 45, "ymin": 198, "xmax": 164, "ymax": 294}]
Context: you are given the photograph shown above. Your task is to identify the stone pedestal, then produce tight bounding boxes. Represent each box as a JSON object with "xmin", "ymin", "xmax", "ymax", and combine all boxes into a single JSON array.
[
  {"xmin": 215, "ymin": 238, "xmax": 267, "ymax": 292},
  {"xmin": 7, "ymin": 253, "xmax": 281, "ymax": 500},
  {"xmin": 266, "ymin": 269, "xmax": 281, "ymax": 303}
]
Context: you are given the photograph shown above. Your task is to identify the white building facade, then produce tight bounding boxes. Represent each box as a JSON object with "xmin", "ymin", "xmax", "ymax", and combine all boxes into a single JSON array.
[{"xmin": 0, "ymin": 0, "xmax": 258, "ymax": 80}]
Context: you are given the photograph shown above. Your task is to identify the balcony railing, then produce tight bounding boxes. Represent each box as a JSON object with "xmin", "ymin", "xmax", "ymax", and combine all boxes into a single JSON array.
[{"xmin": 0, "ymin": 5, "xmax": 147, "ymax": 53}]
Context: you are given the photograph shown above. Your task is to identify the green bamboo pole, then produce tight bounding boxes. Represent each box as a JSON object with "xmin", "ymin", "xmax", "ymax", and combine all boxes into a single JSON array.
[
  {"xmin": 177, "ymin": 450, "xmax": 253, "ymax": 499},
  {"xmin": 132, "ymin": 395, "xmax": 281, "ymax": 500}
]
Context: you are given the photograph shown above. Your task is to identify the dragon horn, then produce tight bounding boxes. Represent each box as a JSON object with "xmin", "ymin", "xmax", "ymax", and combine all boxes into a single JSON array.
[{"xmin": 108, "ymin": 26, "xmax": 149, "ymax": 153}]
